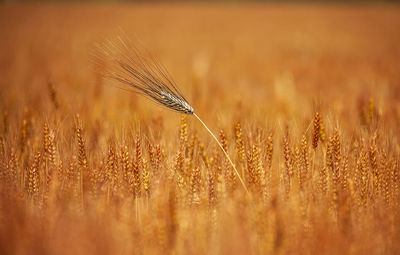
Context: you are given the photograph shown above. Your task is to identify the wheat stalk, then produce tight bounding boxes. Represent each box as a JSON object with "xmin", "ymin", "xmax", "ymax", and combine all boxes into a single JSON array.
[{"xmin": 95, "ymin": 36, "xmax": 249, "ymax": 194}]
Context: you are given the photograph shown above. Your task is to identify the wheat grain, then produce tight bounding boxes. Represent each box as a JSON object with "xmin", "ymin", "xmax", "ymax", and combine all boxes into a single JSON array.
[{"xmin": 312, "ymin": 112, "xmax": 320, "ymax": 149}]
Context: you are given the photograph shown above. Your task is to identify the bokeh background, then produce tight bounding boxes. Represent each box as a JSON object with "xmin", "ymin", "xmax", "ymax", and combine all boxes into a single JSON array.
[{"xmin": 1, "ymin": 1, "xmax": 400, "ymax": 254}]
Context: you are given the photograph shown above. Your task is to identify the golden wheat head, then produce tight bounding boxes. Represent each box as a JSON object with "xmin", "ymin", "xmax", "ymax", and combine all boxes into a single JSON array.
[{"xmin": 94, "ymin": 36, "xmax": 194, "ymax": 115}]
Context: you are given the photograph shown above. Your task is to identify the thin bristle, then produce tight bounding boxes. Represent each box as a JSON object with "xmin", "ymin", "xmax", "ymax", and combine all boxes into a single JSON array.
[{"xmin": 94, "ymin": 36, "xmax": 194, "ymax": 115}]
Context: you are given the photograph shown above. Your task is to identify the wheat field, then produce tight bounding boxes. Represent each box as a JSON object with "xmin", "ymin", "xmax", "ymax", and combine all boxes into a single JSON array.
[{"xmin": 0, "ymin": 3, "xmax": 400, "ymax": 254}]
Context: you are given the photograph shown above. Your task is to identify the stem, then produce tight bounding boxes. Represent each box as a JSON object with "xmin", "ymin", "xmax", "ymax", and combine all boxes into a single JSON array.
[{"xmin": 193, "ymin": 113, "xmax": 249, "ymax": 195}]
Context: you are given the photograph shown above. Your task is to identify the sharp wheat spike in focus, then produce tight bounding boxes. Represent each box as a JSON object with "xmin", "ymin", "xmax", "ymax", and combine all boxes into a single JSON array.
[{"xmin": 95, "ymin": 36, "xmax": 249, "ymax": 194}]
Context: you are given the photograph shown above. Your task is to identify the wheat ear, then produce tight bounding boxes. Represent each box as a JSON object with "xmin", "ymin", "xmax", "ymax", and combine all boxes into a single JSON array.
[{"xmin": 94, "ymin": 36, "xmax": 249, "ymax": 194}]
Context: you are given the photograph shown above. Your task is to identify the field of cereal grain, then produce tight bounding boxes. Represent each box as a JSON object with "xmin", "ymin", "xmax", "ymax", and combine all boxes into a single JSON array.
[{"xmin": 1, "ymin": 3, "xmax": 400, "ymax": 254}]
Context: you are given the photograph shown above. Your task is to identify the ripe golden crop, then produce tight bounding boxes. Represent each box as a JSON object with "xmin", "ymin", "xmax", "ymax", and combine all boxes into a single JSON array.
[{"xmin": 0, "ymin": 4, "xmax": 399, "ymax": 254}]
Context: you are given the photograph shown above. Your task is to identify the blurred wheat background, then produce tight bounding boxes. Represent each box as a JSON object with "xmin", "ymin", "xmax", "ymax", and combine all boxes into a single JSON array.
[{"xmin": 0, "ymin": 3, "xmax": 400, "ymax": 254}]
